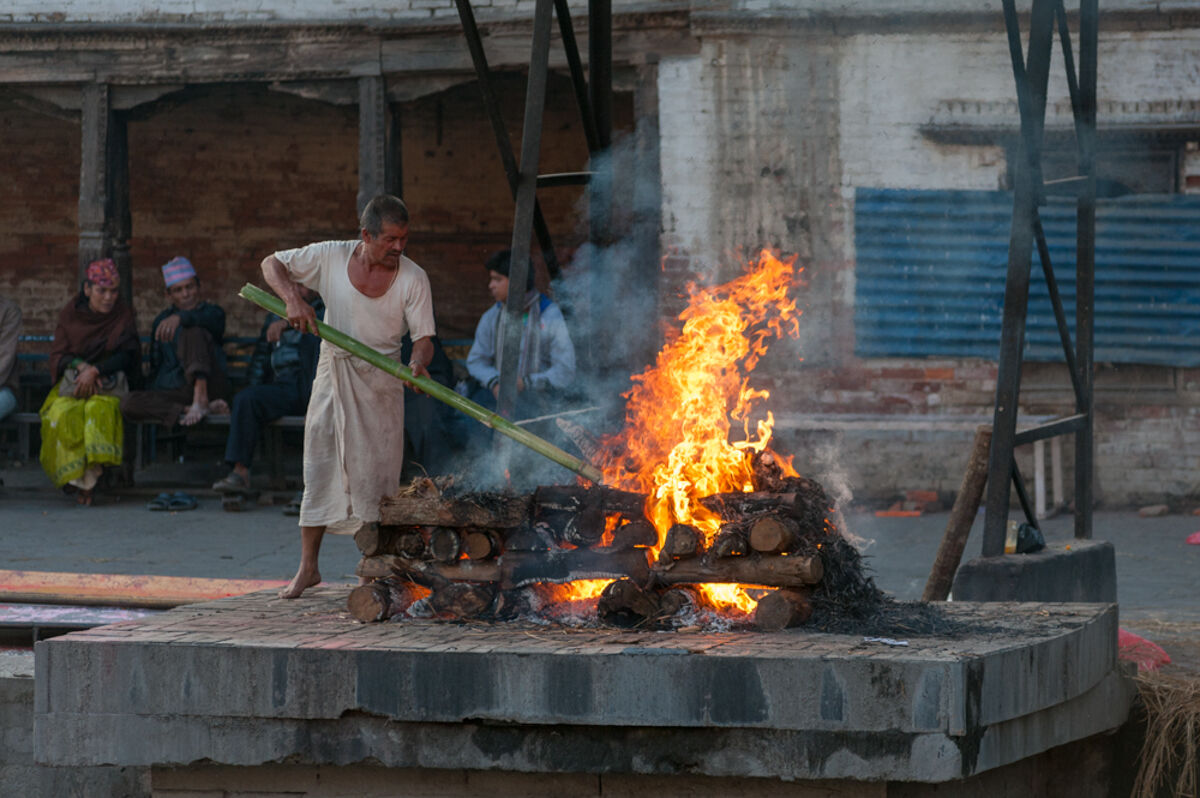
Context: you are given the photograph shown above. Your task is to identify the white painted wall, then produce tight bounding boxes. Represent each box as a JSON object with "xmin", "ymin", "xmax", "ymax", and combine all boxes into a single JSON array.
[{"xmin": 839, "ymin": 30, "xmax": 1200, "ymax": 194}]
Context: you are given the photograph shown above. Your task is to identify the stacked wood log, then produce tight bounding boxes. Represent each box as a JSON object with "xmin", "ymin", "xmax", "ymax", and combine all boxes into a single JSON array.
[{"xmin": 353, "ymin": 463, "xmax": 835, "ymax": 630}]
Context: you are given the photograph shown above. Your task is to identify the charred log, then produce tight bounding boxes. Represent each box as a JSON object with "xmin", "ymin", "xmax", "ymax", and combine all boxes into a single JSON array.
[
  {"xmin": 429, "ymin": 582, "xmax": 496, "ymax": 619},
  {"xmin": 750, "ymin": 450, "xmax": 790, "ymax": 493},
  {"xmin": 657, "ymin": 523, "xmax": 702, "ymax": 564},
  {"xmin": 700, "ymin": 480, "xmax": 833, "ymax": 543},
  {"xmin": 711, "ymin": 525, "xmax": 749, "ymax": 558},
  {"xmin": 610, "ymin": 518, "xmax": 658, "ymax": 550},
  {"xmin": 753, "ymin": 588, "xmax": 813, "ymax": 631},
  {"xmin": 658, "ymin": 586, "xmax": 700, "ymax": 620},
  {"xmin": 698, "ymin": 491, "xmax": 801, "ymax": 519},
  {"xmin": 504, "ymin": 522, "xmax": 556, "ymax": 551},
  {"xmin": 597, "ymin": 578, "xmax": 660, "ymax": 628},
  {"xmin": 652, "ymin": 554, "xmax": 823, "ymax": 589},
  {"xmin": 396, "ymin": 530, "xmax": 427, "ymax": 558},
  {"xmin": 533, "ymin": 484, "xmax": 647, "ymax": 518},
  {"xmin": 500, "ymin": 548, "xmax": 650, "ymax": 589}
]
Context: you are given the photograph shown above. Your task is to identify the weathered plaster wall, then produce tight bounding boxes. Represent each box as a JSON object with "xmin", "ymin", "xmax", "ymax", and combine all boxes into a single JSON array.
[
  {"xmin": 655, "ymin": 14, "xmax": 1200, "ymax": 506},
  {"xmin": 1, "ymin": 0, "xmax": 658, "ymax": 24}
]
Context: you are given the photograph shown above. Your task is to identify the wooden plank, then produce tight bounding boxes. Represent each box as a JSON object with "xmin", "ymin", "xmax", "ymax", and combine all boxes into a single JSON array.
[{"xmin": 0, "ymin": 569, "xmax": 287, "ymax": 609}]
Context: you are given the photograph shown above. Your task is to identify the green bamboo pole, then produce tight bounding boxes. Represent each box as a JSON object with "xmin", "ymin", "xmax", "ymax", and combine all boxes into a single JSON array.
[{"xmin": 238, "ymin": 283, "xmax": 604, "ymax": 484}]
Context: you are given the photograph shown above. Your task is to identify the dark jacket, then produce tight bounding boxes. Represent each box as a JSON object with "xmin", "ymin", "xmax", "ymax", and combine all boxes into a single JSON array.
[
  {"xmin": 246, "ymin": 298, "xmax": 325, "ymax": 405},
  {"xmin": 148, "ymin": 300, "xmax": 226, "ymax": 391}
]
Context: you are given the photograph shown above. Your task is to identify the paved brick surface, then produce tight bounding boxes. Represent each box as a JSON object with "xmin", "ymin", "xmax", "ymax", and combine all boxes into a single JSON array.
[{"xmin": 57, "ymin": 586, "xmax": 1105, "ymax": 661}]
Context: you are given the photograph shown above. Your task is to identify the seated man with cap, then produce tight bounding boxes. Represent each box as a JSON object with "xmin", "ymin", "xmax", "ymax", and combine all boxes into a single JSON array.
[{"xmin": 120, "ymin": 256, "xmax": 230, "ymax": 427}]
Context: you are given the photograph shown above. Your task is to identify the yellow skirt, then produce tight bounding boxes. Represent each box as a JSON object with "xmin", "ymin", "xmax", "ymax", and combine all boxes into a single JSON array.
[{"xmin": 39, "ymin": 389, "xmax": 124, "ymax": 489}]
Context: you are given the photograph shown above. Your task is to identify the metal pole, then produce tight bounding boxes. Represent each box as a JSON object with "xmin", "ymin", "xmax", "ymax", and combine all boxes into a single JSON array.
[
  {"xmin": 985, "ymin": 0, "xmax": 1056, "ymax": 556},
  {"xmin": 454, "ymin": 0, "xmax": 561, "ymax": 278},
  {"xmin": 1075, "ymin": 0, "xmax": 1098, "ymax": 540},
  {"xmin": 554, "ymin": 0, "xmax": 600, "ymax": 154}
]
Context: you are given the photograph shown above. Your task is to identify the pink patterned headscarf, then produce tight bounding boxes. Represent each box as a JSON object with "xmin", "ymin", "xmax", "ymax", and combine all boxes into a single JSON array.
[{"xmin": 86, "ymin": 258, "xmax": 118, "ymax": 287}]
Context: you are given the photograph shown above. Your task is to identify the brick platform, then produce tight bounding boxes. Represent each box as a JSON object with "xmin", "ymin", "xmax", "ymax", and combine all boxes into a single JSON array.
[{"xmin": 34, "ymin": 588, "xmax": 1133, "ymax": 785}]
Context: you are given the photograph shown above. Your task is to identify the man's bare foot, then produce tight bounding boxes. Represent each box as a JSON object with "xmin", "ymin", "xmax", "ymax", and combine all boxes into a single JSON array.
[
  {"xmin": 180, "ymin": 401, "xmax": 209, "ymax": 426},
  {"xmin": 279, "ymin": 568, "xmax": 321, "ymax": 599},
  {"xmin": 209, "ymin": 399, "xmax": 230, "ymax": 415}
]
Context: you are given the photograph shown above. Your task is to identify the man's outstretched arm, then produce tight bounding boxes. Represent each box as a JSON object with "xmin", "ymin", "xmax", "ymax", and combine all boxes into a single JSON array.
[{"xmin": 261, "ymin": 255, "xmax": 317, "ymax": 334}]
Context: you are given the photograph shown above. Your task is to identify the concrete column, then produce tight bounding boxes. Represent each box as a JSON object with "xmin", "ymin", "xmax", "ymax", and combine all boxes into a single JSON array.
[
  {"xmin": 357, "ymin": 76, "xmax": 388, "ymax": 215},
  {"xmin": 78, "ymin": 83, "xmax": 110, "ymax": 283}
]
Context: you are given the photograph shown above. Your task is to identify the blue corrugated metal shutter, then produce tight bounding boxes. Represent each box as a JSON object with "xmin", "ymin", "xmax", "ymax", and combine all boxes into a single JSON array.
[{"xmin": 853, "ymin": 188, "xmax": 1200, "ymax": 366}]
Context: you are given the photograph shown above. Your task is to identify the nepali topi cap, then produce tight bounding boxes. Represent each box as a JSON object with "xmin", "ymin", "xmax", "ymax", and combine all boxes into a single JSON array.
[
  {"xmin": 162, "ymin": 256, "xmax": 197, "ymax": 288},
  {"xmin": 86, "ymin": 258, "xmax": 118, "ymax": 288}
]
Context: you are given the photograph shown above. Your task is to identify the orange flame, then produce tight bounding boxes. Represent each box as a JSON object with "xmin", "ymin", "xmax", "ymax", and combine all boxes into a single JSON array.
[{"xmin": 596, "ymin": 249, "xmax": 804, "ymax": 615}]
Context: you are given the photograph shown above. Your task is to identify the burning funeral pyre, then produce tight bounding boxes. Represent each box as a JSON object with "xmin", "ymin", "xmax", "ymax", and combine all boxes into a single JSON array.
[{"xmin": 350, "ymin": 250, "xmax": 884, "ymax": 631}]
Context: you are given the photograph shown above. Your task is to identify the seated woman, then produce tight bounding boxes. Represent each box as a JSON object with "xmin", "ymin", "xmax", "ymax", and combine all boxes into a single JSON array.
[{"xmin": 39, "ymin": 259, "xmax": 141, "ymax": 505}]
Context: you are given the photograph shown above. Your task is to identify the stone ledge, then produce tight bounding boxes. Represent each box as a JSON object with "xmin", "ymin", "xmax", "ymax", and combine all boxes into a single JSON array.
[
  {"xmin": 952, "ymin": 540, "xmax": 1117, "ymax": 603},
  {"xmin": 32, "ymin": 591, "xmax": 1130, "ymax": 782},
  {"xmin": 34, "ymin": 667, "xmax": 1133, "ymax": 782},
  {"xmin": 35, "ymin": 591, "xmax": 1115, "ymax": 733}
]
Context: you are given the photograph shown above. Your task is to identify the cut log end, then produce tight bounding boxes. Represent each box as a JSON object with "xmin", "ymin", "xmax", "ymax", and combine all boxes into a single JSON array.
[
  {"xmin": 463, "ymin": 530, "xmax": 501, "ymax": 561},
  {"xmin": 428, "ymin": 526, "xmax": 462, "ymax": 563},
  {"xmin": 753, "ymin": 589, "xmax": 813, "ymax": 631},
  {"xmin": 346, "ymin": 578, "xmax": 428, "ymax": 623},
  {"xmin": 749, "ymin": 515, "xmax": 800, "ymax": 554}
]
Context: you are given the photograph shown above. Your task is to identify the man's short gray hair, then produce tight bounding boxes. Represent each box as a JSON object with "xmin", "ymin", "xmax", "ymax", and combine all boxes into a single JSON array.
[{"xmin": 360, "ymin": 195, "xmax": 410, "ymax": 236}]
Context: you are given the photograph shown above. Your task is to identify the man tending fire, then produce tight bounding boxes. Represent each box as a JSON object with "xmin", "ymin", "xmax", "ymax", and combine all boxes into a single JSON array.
[
  {"xmin": 336, "ymin": 249, "xmax": 852, "ymax": 630},
  {"xmin": 261, "ymin": 195, "xmax": 435, "ymax": 599}
]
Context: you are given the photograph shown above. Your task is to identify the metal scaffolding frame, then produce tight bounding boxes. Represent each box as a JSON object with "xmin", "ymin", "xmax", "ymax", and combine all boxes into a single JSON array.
[
  {"xmin": 983, "ymin": 0, "xmax": 1099, "ymax": 554},
  {"xmin": 453, "ymin": 0, "xmax": 612, "ymax": 419}
]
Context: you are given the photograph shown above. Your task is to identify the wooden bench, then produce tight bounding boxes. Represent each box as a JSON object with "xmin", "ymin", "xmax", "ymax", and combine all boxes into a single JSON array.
[{"xmin": 4, "ymin": 333, "xmax": 478, "ymax": 480}]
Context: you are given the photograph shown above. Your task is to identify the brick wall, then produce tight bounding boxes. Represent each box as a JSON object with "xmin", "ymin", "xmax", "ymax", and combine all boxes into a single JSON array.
[
  {"xmin": 397, "ymin": 72, "xmax": 599, "ymax": 340},
  {"xmin": 0, "ymin": 97, "xmax": 81, "ymax": 340},
  {"xmin": 124, "ymin": 84, "xmax": 359, "ymax": 338},
  {"xmin": 0, "ymin": 75, "xmax": 619, "ymax": 344}
]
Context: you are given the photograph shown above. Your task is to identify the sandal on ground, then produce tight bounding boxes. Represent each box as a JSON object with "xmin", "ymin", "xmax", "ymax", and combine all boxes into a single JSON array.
[
  {"xmin": 147, "ymin": 492, "xmax": 171, "ymax": 511},
  {"xmin": 212, "ymin": 471, "xmax": 250, "ymax": 494},
  {"xmin": 282, "ymin": 491, "xmax": 302, "ymax": 516},
  {"xmin": 168, "ymin": 492, "xmax": 198, "ymax": 511}
]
